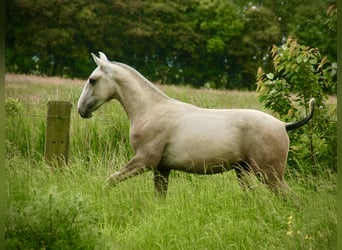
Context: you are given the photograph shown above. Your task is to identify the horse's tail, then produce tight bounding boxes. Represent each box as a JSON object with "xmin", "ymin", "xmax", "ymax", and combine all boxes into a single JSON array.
[{"xmin": 285, "ymin": 98, "xmax": 315, "ymax": 131}]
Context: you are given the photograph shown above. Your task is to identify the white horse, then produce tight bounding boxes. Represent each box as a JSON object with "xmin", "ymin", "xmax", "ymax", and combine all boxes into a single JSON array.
[{"xmin": 77, "ymin": 52, "xmax": 315, "ymax": 197}]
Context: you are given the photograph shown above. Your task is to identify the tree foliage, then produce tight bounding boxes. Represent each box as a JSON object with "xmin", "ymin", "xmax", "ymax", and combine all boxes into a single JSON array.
[{"xmin": 5, "ymin": 0, "xmax": 336, "ymax": 90}]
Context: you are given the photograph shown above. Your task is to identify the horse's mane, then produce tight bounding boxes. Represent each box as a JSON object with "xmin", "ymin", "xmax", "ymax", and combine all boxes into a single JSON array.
[{"xmin": 113, "ymin": 62, "xmax": 170, "ymax": 99}]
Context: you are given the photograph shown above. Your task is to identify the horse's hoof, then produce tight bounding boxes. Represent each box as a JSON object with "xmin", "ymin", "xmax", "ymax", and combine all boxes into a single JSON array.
[{"xmin": 105, "ymin": 177, "xmax": 118, "ymax": 190}]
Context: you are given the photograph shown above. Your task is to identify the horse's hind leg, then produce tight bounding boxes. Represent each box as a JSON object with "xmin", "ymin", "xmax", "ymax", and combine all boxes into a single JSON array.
[
  {"xmin": 233, "ymin": 161, "xmax": 252, "ymax": 190},
  {"xmin": 153, "ymin": 168, "xmax": 171, "ymax": 198},
  {"xmin": 266, "ymin": 171, "xmax": 289, "ymax": 195}
]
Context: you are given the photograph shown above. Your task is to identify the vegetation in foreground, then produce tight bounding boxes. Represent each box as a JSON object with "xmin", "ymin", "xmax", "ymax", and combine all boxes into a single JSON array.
[{"xmin": 5, "ymin": 75, "xmax": 336, "ymax": 249}]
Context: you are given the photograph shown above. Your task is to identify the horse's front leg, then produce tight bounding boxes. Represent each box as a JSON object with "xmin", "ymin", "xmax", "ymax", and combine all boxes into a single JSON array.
[
  {"xmin": 107, "ymin": 148, "xmax": 164, "ymax": 186},
  {"xmin": 107, "ymin": 156, "xmax": 150, "ymax": 185}
]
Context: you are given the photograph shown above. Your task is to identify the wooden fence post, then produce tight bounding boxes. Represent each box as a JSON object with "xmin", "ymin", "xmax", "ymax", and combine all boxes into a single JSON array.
[{"xmin": 44, "ymin": 101, "xmax": 72, "ymax": 166}]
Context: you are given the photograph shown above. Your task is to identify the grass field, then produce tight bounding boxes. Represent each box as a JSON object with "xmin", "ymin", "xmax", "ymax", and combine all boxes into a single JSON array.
[{"xmin": 5, "ymin": 74, "xmax": 336, "ymax": 249}]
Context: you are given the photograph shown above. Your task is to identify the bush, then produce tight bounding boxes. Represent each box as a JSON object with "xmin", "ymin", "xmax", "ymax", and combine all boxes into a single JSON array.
[
  {"xmin": 256, "ymin": 37, "xmax": 336, "ymax": 173},
  {"xmin": 5, "ymin": 98, "xmax": 24, "ymax": 117},
  {"xmin": 5, "ymin": 98, "xmax": 45, "ymax": 161},
  {"xmin": 6, "ymin": 188, "xmax": 99, "ymax": 249}
]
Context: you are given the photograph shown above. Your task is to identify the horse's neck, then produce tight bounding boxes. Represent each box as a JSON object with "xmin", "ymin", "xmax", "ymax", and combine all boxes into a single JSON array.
[{"xmin": 115, "ymin": 65, "xmax": 170, "ymax": 120}]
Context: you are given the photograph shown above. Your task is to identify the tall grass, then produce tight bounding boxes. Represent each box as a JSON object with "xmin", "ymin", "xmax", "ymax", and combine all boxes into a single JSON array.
[{"xmin": 5, "ymin": 75, "xmax": 336, "ymax": 249}]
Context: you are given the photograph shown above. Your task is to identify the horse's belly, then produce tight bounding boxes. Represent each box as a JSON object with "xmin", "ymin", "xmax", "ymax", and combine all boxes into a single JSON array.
[
  {"xmin": 161, "ymin": 133, "xmax": 240, "ymax": 174},
  {"xmin": 160, "ymin": 149, "xmax": 235, "ymax": 174}
]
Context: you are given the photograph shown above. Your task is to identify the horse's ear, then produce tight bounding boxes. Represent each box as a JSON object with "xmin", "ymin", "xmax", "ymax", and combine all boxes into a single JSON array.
[
  {"xmin": 91, "ymin": 52, "xmax": 111, "ymax": 73},
  {"xmin": 91, "ymin": 53, "xmax": 101, "ymax": 65},
  {"xmin": 98, "ymin": 52, "xmax": 108, "ymax": 61}
]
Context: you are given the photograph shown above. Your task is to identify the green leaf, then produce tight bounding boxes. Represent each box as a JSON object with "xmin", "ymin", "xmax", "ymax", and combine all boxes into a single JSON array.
[
  {"xmin": 266, "ymin": 73, "xmax": 274, "ymax": 80},
  {"xmin": 309, "ymin": 58, "xmax": 318, "ymax": 64},
  {"xmin": 296, "ymin": 56, "xmax": 302, "ymax": 63}
]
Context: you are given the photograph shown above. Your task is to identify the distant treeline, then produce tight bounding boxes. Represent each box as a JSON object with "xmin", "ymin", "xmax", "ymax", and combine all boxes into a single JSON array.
[{"xmin": 5, "ymin": 0, "xmax": 336, "ymax": 89}]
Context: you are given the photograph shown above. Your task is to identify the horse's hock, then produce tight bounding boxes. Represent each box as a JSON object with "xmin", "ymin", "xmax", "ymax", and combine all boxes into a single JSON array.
[{"xmin": 44, "ymin": 101, "xmax": 72, "ymax": 166}]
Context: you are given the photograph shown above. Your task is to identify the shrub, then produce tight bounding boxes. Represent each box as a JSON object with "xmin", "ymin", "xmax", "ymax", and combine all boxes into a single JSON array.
[
  {"xmin": 5, "ymin": 98, "xmax": 24, "ymax": 117},
  {"xmin": 5, "ymin": 98, "xmax": 45, "ymax": 161},
  {"xmin": 6, "ymin": 188, "xmax": 99, "ymax": 249},
  {"xmin": 256, "ymin": 37, "xmax": 336, "ymax": 173}
]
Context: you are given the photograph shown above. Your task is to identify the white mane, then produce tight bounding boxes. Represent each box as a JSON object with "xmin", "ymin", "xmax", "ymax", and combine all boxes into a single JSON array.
[{"xmin": 113, "ymin": 61, "xmax": 170, "ymax": 99}]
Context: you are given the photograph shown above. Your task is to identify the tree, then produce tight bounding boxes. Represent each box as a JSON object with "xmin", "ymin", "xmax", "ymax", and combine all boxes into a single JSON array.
[
  {"xmin": 228, "ymin": 5, "xmax": 281, "ymax": 89},
  {"xmin": 5, "ymin": 0, "xmax": 336, "ymax": 90},
  {"xmin": 257, "ymin": 37, "xmax": 336, "ymax": 172},
  {"xmin": 286, "ymin": 2, "xmax": 336, "ymax": 62},
  {"xmin": 5, "ymin": 0, "xmax": 98, "ymax": 77},
  {"xmin": 185, "ymin": 0, "xmax": 244, "ymax": 88}
]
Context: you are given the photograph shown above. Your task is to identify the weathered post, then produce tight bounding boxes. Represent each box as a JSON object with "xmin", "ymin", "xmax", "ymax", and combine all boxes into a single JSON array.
[{"xmin": 44, "ymin": 101, "xmax": 72, "ymax": 166}]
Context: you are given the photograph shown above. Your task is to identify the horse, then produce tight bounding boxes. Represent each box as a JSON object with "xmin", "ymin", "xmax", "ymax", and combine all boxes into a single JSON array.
[{"xmin": 77, "ymin": 52, "xmax": 315, "ymax": 198}]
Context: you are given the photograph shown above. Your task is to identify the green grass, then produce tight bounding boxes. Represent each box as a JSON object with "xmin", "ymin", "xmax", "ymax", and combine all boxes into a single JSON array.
[{"xmin": 5, "ymin": 75, "xmax": 336, "ymax": 249}]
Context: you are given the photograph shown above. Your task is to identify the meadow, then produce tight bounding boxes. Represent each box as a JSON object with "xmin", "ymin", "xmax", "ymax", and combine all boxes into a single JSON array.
[{"xmin": 5, "ymin": 74, "xmax": 336, "ymax": 249}]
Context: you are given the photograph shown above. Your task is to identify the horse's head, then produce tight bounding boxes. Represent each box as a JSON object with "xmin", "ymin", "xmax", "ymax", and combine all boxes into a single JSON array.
[{"xmin": 77, "ymin": 52, "xmax": 118, "ymax": 118}]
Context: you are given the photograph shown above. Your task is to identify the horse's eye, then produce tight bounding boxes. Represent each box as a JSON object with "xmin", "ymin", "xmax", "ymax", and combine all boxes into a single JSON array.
[{"xmin": 89, "ymin": 78, "xmax": 96, "ymax": 85}]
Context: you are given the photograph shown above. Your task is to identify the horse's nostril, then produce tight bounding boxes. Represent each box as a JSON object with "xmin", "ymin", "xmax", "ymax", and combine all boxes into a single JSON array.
[
  {"xmin": 82, "ymin": 113, "xmax": 92, "ymax": 119},
  {"xmin": 78, "ymin": 109, "xmax": 92, "ymax": 119}
]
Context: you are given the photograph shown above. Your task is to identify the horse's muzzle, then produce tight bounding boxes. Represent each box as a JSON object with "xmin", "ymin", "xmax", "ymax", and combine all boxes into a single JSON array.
[{"xmin": 78, "ymin": 109, "xmax": 93, "ymax": 119}]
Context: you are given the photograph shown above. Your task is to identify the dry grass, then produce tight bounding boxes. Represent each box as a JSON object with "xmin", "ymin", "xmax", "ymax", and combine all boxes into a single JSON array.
[
  {"xmin": 5, "ymin": 74, "xmax": 85, "ymax": 87},
  {"xmin": 5, "ymin": 73, "xmax": 261, "ymax": 111},
  {"xmin": 6, "ymin": 73, "xmax": 336, "ymax": 105}
]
